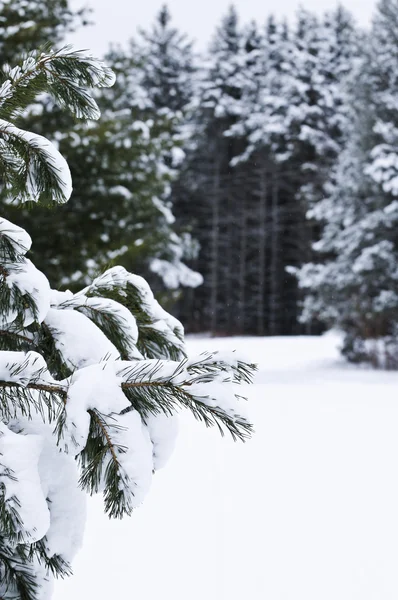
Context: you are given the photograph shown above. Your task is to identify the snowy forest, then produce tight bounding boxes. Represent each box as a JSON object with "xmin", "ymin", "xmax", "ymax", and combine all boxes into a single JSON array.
[
  {"xmin": 2, "ymin": 0, "xmax": 398, "ymax": 599},
  {"xmin": 0, "ymin": 1, "xmax": 398, "ymax": 367}
]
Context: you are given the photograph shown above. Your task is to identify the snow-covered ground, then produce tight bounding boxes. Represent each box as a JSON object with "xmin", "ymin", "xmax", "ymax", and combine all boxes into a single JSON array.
[{"xmin": 56, "ymin": 333, "xmax": 398, "ymax": 600}]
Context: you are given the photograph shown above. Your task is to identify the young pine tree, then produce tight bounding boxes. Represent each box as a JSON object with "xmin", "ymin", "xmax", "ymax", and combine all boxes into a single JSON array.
[
  {"xmin": 0, "ymin": 48, "xmax": 255, "ymax": 599},
  {"xmin": 132, "ymin": 5, "xmax": 201, "ymax": 299}
]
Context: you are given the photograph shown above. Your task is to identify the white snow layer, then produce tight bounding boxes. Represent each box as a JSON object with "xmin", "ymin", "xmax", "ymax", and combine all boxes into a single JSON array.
[
  {"xmin": 0, "ymin": 422, "xmax": 49, "ymax": 542},
  {"xmin": 145, "ymin": 412, "xmax": 179, "ymax": 470},
  {"xmin": 64, "ymin": 363, "xmax": 130, "ymax": 453},
  {"xmin": 0, "ymin": 119, "xmax": 73, "ymax": 202},
  {"xmin": 0, "ymin": 350, "xmax": 56, "ymax": 387},
  {"xmin": 57, "ymin": 292, "xmax": 142, "ymax": 360},
  {"xmin": 57, "ymin": 334, "xmax": 398, "ymax": 600},
  {"xmin": 87, "ymin": 266, "xmax": 185, "ymax": 350},
  {"xmin": 5, "ymin": 258, "xmax": 51, "ymax": 327},
  {"xmin": 45, "ymin": 308, "xmax": 120, "ymax": 370},
  {"xmin": 107, "ymin": 410, "xmax": 154, "ymax": 509},
  {"xmin": 150, "ymin": 257, "xmax": 204, "ymax": 290},
  {"xmin": 0, "ymin": 217, "xmax": 32, "ymax": 254}
]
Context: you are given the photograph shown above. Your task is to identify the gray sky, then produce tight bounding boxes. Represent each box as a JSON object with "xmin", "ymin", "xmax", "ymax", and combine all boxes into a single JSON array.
[{"xmin": 68, "ymin": 0, "xmax": 377, "ymax": 56}]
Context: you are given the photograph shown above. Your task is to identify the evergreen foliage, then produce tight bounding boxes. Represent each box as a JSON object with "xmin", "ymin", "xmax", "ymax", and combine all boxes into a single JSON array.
[
  {"xmin": 137, "ymin": 3, "xmax": 196, "ymax": 113},
  {"xmin": 3, "ymin": 1, "xmax": 398, "ymax": 367},
  {"xmin": 0, "ymin": 0, "xmax": 89, "ymax": 63},
  {"xmin": 0, "ymin": 49, "xmax": 255, "ymax": 599},
  {"xmin": 298, "ymin": 0, "xmax": 398, "ymax": 367},
  {"xmin": 0, "ymin": 0, "xmax": 200, "ymax": 296},
  {"xmin": 174, "ymin": 5, "xmax": 359, "ymax": 336}
]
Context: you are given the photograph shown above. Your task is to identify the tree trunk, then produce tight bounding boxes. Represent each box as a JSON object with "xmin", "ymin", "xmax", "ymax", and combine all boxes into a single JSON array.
[
  {"xmin": 210, "ymin": 160, "xmax": 221, "ymax": 334},
  {"xmin": 238, "ymin": 185, "xmax": 247, "ymax": 334},
  {"xmin": 257, "ymin": 162, "xmax": 267, "ymax": 336},
  {"xmin": 270, "ymin": 171, "xmax": 279, "ymax": 335}
]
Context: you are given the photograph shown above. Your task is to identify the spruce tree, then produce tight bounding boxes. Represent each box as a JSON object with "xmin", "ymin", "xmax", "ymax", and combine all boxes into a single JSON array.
[
  {"xmin": 298, "ymin": 0, "xmax": 398, "ymax": 367},
  {"xmin": 8, "ymin": 43, "xmax": 202, "ymax": 295},
  {"xmin": 0, "ymin": 48, "xmax": 255, "ymax": 599},
  {"xmin": 227, "ymin": 15, "xmax": 299, "ymax": 335},
  {"xmin": 137, "ymin": 4, "xmax": 196, "ymax": 113},
  {"xmin": 133, "ymin": 4, "xmax": 201, "ymax": 300}
]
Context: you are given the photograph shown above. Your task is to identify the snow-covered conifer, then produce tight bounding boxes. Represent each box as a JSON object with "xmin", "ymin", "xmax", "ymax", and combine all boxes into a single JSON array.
[
  {"xmin": 223, "ymin": 7, "xmax": 359, "ymax": 336},
  {"xmin": 137, "ymin": 4, "xmax": 196, "ymax": 113},
  {"xmin": 0, "ymin": 48, "xmax": 255, "ymax": 599},
  {"xmin": 298, "ymin": 0, "xmax": 398, "ymax": 367},
  {"xmin": 0, "ymin": 0, "xmax": 89, "ymax": 64}
]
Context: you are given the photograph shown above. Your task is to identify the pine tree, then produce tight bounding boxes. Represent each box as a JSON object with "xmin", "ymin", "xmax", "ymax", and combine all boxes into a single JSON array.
[
  {"xmin": 137, "ymin": 3, "xmax": 196, "ymax": 113},
  {"xmin": 0, "ymin": 48, "xmax": 255, "ymax": 599},
  {"xmin": 0, "ymin": 0, "xmax": 89, "ymax": 63},
  {"xmin": 227, "ymin": 15, "xmax": 298, "ymax": 335},
  {"xmin": 298, "ymin": 0, "xmax": 398, "ymax": 367},
  {"xmin": 133, "ymin": 4, "xmax": 202, "ymax": 301},
  {"xmin": 7, "ymin": 43, "xmax": 202, "ymax": 295},
  {"xmin": 0, "ymin": 0, "xmax": 201, "ymax": 298}
]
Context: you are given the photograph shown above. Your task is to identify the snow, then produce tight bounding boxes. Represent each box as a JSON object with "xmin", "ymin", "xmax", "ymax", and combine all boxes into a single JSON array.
[
  {"xmin": 45, "ymin": 308, "xmax": 120, "ymax": 370},
  {"xmin": 37, "ymin": 439, "xmax": 86, "ymax": 562},
  {"xmin": 145, "ymin": 412, "xmax": 179, "ymax": 470},
  {"xmin": 63, "ymin": 363, "xmax": 130, "ymax": 454},
  {"xmin": 57, "ymin": 293, "xmax": 142, "ymax": 360},
  {"xmin": 56, "ymin": 333, "xmax": 398, "ymax": 600},
  {"xmin": 5, "ymin": 258, "xmax": 51, "ymax": 327},
  {"xmin": 107, "ymin": 410, "xmax": 154, "ymax": 510},
  {"xmin": 12, "ymin": 416, "xmax": 87, "ymax": 562},
  {"xmin": 0, "ymin": 422, "xmax": 49, "ymax": 542},
  {"xmin": 0, "ymin": 350, "xmax": 55, "ymax": 388},
  {"xmin": 152, "ymin": 195, "xmax": 175, "ymax": 225},
  {"xmin": 150, "ymin": 257, "xmax": 204, "ymax": 290},
  {"xmin": 0, "ymin": 119, "xmax": 73, "ymax": 202},
  {"xmin": 87, "ymin": 266, "xmax": 185, "ymax": 353},
  {"xmin": 0, "ymin": 217, "xmax": 32, "ymax": 255}
]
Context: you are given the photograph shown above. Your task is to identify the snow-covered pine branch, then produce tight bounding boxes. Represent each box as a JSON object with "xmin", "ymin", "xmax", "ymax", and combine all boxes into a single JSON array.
[
  {"xmin": 0, "ymin": 51, "xmax": 255, "ymax": 600},
  {"xmin": 0, "ymin": 46, "xmax": 115, "ymax": 205},
  {"xmin": 0, "ymin": 45, "xmax": 115, "ymax": 120}
]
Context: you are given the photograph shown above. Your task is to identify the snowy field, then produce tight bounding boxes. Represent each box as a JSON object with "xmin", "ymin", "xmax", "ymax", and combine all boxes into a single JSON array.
[{"xmin": 56, "ymin": 334, "xmax": 398, "ymax": 600}]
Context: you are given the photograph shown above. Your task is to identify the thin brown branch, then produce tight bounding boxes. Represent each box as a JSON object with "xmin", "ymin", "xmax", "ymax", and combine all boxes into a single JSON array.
[
  {"xmin": 89, "ymin": 409, "xmax": 120, "ymax": 466},
  {"xmin": 121, "ymin": 380, "xmax": 184, "ymax": 389},
  {"xmin": 0, "ymin": 330, "xmax": 34, "ymax": 344},
  {"xmin": 0, "ymin": 380, "xmax": 67, "ymax": 401},
  {"xmin": 0, "ymin": 375, "xmax": 186, "ymax": 403}
]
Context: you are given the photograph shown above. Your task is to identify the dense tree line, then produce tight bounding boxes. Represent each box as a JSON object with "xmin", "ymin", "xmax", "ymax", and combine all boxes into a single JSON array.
[
  {"xmin": 298, "ymin": 0, "xmax": 398, "ymax": 366},
  {"xmin": 1, "ymin": 0, "xmax": 398, "ymax": 365},
  {"xmin": 173, "ymin": 4, "xmax": 360, "ymax": 335}
]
